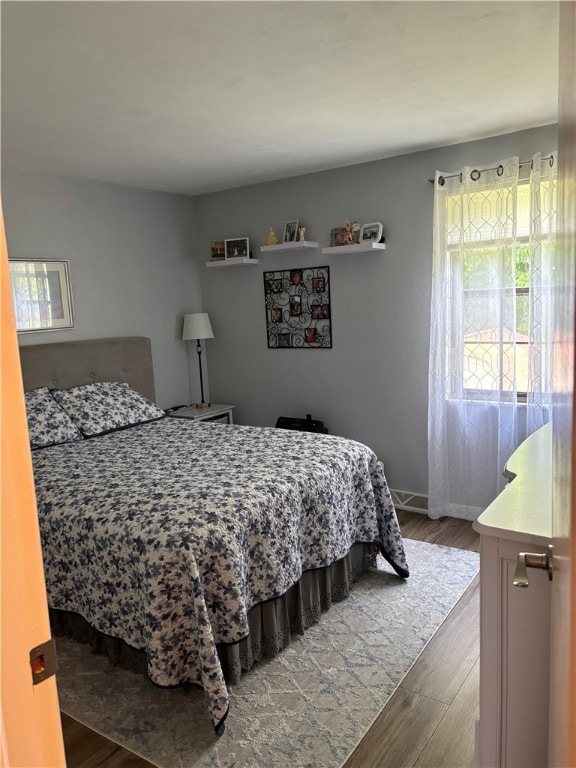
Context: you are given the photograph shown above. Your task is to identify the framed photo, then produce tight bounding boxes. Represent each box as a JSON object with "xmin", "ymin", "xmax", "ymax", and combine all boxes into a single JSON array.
[
  {"xmin": 263, "ymin": 266, "xmax": 332, "ymax": 349},
  {"xmin": 330, "ymin": 226, "xmax": 348, "ymax": 247},
  {"xmin": 210, "ymin": 240, "xmax": 225, "ymax": 260},
  {"xmin": 265, "ymin": 278, "xmax": 283, "ymax": 294},
  {"xmin": 289, "ymin": 295, "xmax": 302, "ymax": 316},
  {"xmin": 290, "ymin": 269, "xmax": 303, "ymax": 285},
  {"xmin": 311, "ymin": 303, "xmax": 329, "ymax": 320},
  {"xmin": 359, "ymin": 222, "xmax": 383, "ymax": 242},
  {"xmin": 283, "ymin": 220, "xmax": 299, "ymax": 243},
  {"xmin": 9, "ymin": 259, "xmax": 74, "ymax": 333},
  {"xmin": 277, "ymin": 333, "xmax": 292, "ymax": 348},
  {"xmin": 224, "ymin": 237, "xmax": 250, "ymax": 259}
]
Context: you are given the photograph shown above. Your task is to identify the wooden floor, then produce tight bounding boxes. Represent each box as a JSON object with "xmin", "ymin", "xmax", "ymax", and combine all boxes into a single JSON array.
[
  {"xmin": 60, "ymin": 716, "xmax": 155, "ymax": 768},
  {"xmin": 60, "ymin": 511, "xmax": 481, "ymax": 768},
  {"xmin": 343, "ymin": 510, "xmax": 480, "ymax": 768}
]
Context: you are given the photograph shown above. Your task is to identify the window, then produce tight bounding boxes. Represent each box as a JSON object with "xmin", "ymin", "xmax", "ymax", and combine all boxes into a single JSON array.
[
  {"xmin": 445, "ymin": 180, "xmax": 555, "ymax": 401},
  {"xmin": 428, "ymin": 153, "xmax": 556, "ymax": 520}
]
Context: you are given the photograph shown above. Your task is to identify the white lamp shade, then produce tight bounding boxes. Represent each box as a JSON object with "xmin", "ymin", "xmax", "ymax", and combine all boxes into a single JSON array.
[{"xmin": 182, "ymin": 313, "xmax": 214, "ymax": 341}]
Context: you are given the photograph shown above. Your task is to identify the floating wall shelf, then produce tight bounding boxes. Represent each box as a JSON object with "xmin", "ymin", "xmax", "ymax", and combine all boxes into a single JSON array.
[
  {"xmin": 206, "ymin": 257, "xmax": 259, "ymax": 268},
  {"xmin": 321, "ymin": 242, "xmax": 386, "ymax": 255},
  {"xmin": 260, "ymin": 241, "xmax": 319, "ymax": 254}
]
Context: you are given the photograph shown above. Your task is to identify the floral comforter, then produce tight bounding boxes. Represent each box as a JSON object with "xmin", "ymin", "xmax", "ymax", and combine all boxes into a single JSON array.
[{"xmin": 32, "ymin": 418, "xmax": 408, "ymax": 731}]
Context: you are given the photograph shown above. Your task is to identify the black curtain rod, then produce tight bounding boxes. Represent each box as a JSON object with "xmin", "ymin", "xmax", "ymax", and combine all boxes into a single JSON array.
[{"xmin": 426, "ymin": 155, "xmax": 554, "ymax": 185}]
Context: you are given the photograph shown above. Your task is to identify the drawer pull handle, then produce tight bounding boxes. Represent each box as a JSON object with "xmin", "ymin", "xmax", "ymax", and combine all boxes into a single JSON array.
[{"xmin": 513, "ymin": 546, "xmax": 554, "ymax": 588}]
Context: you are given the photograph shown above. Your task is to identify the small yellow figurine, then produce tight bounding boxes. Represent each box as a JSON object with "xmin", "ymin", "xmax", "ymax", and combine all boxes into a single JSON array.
[
  {"xmin": 298, "ymin": 226, "xmax": 306, "ymax": 241},
  {"xmin": 267, "ymin": 227, "xmax": 280, "ymax": 245}
]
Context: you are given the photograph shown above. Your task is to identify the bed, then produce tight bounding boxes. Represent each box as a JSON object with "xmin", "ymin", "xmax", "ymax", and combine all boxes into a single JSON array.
[{"xmin": 21, "ymin": 336, "xmax": 409, "ymax": 733}]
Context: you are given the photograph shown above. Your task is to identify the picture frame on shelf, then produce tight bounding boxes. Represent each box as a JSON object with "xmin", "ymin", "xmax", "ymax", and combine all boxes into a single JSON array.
[
  {"xmin": 359, "ymin": 222, "xmax": 384, "ymax": 242},
  {"xmin": 224, "ymin": 237, "xmax": 250, "ymax": 259},
  {"xmin": 330, "ymin": 226, "xmax": 348, "ymax": 247},
  {"xmin": 9, "ymin": 259, "xmax": 74, "ymax": 333},
  {"xmin": 210, "ymin": 240, "xmax": 225, "ymax": 260},
  {"xmin": 283, "ymin": 220, "xmax": 299, "ymax": 243}
]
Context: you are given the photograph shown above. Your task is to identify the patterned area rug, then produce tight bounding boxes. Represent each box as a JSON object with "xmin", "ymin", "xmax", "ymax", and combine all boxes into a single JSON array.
[{"xmin": 56, "ymin": 539, "xmax": 479, "ymax": 768}]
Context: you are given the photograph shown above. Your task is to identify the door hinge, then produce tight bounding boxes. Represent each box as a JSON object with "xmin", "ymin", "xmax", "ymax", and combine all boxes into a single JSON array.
[{"xmin": 29, "ymin": 638, "xmax": 57, "ymax": 685}]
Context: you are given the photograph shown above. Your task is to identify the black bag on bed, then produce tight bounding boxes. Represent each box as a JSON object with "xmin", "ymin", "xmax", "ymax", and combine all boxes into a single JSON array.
[{"xmin": 275, "ymin": 414, "xmax": 328, "ymax": 434}]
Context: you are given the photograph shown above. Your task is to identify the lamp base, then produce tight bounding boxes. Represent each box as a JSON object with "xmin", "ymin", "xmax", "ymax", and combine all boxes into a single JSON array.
[{"xmin": 195, "ymin": 402, "xmax": 211, "ymax": 409}]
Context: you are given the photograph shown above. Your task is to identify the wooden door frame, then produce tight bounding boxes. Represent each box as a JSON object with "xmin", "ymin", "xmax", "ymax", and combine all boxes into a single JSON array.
[
  {"xmin": 0, "ymin": 205, "xmax": 66, "ymax": 766},
  {"xmin": 550, "ymin": 2, "xmax": 576, "ymax": 765}
]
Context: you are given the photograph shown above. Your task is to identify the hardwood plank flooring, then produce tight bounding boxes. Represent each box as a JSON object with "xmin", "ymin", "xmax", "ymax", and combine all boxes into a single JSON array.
[
  {"xmin": 414, "ymin": 660, "xmax": 480, "ymax": 768},
  {"xmin": 60, "ymin": 713, "xmax": 154, "ymax": 768},
  {"xmin": 397, "ymin": 509, "xmax": 480, "ymax": 553},
  {"xmin": 344, "ymin": 511, "xmax": 480, "ymax": 768},
  {"xmin": 342, "ymin": 686, "xmax": 449, "ymax": 768},
  {"xmin": 400, "ymin": 575, "xmax": 479, "ymax": 705},
  {"xmin": 61, "ymin": 511, "xmax": 481, "ymax": 768}
]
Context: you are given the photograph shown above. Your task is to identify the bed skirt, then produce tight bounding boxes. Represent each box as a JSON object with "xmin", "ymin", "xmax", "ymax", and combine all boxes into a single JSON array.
[{"xmin": 51, "ymin": 542, "xmax": 378, "ymax": 686}]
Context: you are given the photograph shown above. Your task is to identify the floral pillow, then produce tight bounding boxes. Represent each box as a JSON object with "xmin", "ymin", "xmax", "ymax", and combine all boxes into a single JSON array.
[
  {"xmin": 25, "ymin": 387, "xmax": 83, "ymax": 449},
  {"xmin": 52, "ymin": 381, "xmax": 165, "ymax": 437}
]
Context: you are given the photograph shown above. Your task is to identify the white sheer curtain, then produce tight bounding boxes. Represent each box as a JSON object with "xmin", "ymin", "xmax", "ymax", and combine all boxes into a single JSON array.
[{"xmin": 428, "ymin": 152, "xmax": 557, "ymax": 520}]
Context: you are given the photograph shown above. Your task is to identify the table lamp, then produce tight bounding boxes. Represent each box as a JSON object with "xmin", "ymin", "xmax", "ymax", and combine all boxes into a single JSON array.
[{"xmin": 182, "ymin": 313, "xmax": 214, "ymax": 408}]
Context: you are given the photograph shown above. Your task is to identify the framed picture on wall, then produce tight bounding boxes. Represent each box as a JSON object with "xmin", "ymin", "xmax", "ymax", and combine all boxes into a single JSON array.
[
  {"xmin": 8, "ymin": 259, "xmax": 74, "ymax": 333},
  {"xmin": 263, "ymin": 265, "xmax": 332, "ymax": 349}
]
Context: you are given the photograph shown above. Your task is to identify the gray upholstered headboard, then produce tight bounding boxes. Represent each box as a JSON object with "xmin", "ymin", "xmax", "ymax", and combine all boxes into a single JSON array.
[{"xmin": 19, "ymin": 336, "xmax": 157, "ymax": 402}]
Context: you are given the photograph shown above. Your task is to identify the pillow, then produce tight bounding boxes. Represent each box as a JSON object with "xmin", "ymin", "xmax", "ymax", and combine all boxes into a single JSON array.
[
  {"xmin": 52, "ymin": 381, "xmax": 165, "ymax": 437},
  {"xmin": 25, "ymin": 387, "xmax": 83, "ymax": 449}
]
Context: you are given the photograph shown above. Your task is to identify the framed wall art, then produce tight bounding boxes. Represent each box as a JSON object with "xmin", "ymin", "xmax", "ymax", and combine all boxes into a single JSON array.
[
  {"xmin": 8, "ymin": 259, "xmax": 74, "ymax": 333},
  {"xmin": 263, "ymin": 265, "xmax": 332, "ymax": 349}
]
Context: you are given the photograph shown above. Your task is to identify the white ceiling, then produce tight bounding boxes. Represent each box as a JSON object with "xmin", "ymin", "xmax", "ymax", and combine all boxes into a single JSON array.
[{"xmin": 1, "ymin": 1, "xmax": 559, "ymax": 197}]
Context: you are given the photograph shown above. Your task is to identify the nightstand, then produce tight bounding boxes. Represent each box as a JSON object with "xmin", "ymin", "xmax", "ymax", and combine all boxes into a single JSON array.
[{"xmin": 168, "ymin": 404, "xmax": 235, "ymax": 424}]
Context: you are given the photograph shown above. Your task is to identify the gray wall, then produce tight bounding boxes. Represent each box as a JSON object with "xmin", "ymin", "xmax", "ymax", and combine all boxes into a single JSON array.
[
  {"xmin": 2, "ymin": 168, "xmax": 202, "ymax": 408},
  {"xmin": 194, "ymin": 124, "xmax": 557, "ymax": 494},
  {"xmin": 2, "ymin": 124, "xmax": 557, "ymax": 495}
]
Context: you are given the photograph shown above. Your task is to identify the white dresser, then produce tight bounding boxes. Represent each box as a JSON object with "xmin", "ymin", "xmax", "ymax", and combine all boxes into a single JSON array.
[{"xmin": 473, "ymin": 423, "xmax": 552, "ymax": 768}]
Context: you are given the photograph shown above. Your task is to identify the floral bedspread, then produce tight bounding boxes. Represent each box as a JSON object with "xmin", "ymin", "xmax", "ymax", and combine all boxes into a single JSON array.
[{"xmin": 32, "ymin": 418, "xmax": 408, "ymax": 731}]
